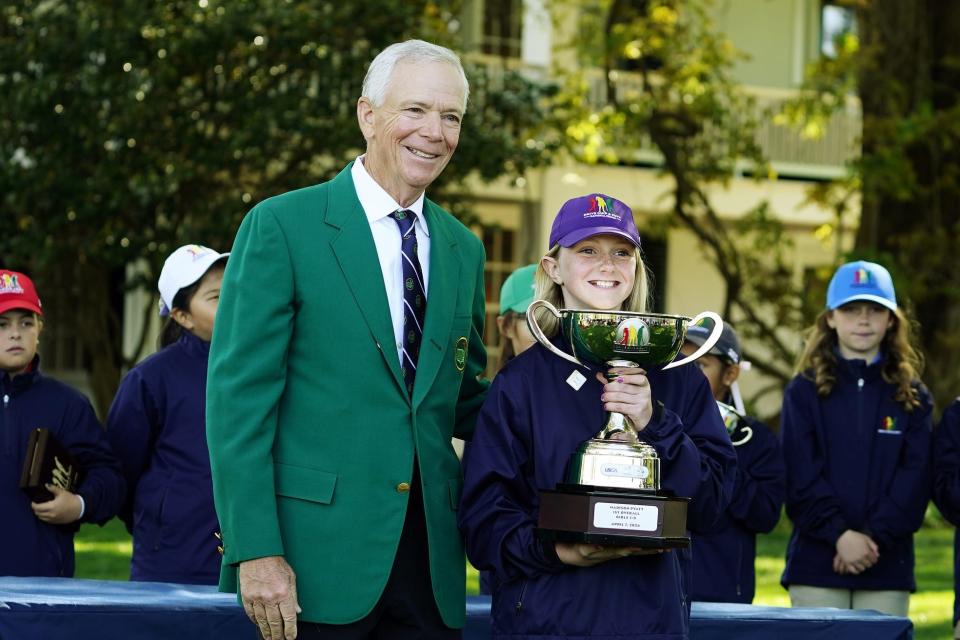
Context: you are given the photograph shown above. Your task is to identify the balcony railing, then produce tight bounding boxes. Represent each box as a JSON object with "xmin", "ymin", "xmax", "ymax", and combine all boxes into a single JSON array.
[{"xmin": 468, "ymin": 54, "xmax": 861, "ymax": 180}]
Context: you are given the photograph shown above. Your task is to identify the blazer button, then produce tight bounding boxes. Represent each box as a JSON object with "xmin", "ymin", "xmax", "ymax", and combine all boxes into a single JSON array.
[{"xmin": 396, "ymin": 482, "xmax": 411, "ymax": 493}]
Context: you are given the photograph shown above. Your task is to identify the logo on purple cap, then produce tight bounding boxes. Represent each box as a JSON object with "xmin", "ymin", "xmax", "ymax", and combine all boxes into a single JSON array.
[{"xmin": 585, "ymin": 195, "xmax": 621, "ymax": 221}]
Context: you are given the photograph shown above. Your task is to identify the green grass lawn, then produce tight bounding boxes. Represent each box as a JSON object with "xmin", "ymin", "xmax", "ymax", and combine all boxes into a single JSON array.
[
  {"xmin": 79, "ymin": 517, "xmax": 954, "ymax": 638},
  {"xmin": 74, "ymin": 517, "xmax": 133, "ymax": 580},
  {"xmin": 754, "ymin": 523, "xmax": 955, "ymax": 640}
]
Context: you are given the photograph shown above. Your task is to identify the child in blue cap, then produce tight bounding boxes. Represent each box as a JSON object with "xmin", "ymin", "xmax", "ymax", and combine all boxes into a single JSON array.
[
  {"xmin": 459, "ymin": 193, "xmax": 735, "ymax": 638},
  {"xmin": 780, "ymin": 260, "xmax": 931, "ymax": 616}
]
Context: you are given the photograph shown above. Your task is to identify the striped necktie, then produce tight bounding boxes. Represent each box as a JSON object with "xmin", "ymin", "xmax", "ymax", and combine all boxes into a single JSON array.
[{"xmin": 389, "ymin": 209, "xmax": 427, "ymax": 396}]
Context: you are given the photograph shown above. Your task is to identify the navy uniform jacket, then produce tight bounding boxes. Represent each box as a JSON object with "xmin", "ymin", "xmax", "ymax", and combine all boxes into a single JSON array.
[
  {"xmin": 459, "ymin": 337, "xmax": 736, "ymax": 639},
  {"xmin": 690, "ymin": 412, "xmax": 784, "ymax": 603},
  {"xmin": 933, "ymin": 398, "xmax": 960, "ymax": 625},
  {"xmin": 107, "ymin": 332, "xmax": 221, "ymax": 584},
  {"xmin": 0, "ymin": 357, "xmax": 125, "ymax": 577},
  {"xmin": 780, "ymin": 356, "xmax": 932, "ymax": 591}
]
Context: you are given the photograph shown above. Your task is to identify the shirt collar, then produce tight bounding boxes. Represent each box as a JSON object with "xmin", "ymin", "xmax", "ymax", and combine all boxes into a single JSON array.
[{"xmin": 351, "ymin": 156, "xmax": 429, "ymax": 236}]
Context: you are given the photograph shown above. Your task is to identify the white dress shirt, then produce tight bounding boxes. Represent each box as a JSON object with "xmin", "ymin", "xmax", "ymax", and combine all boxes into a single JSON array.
[{"xmin": 351, "ymin": 156, "xmax": 432, "ymax": 367}]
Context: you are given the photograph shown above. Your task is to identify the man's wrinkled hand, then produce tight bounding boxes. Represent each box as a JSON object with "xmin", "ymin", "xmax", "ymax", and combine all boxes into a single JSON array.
[{"xmin": 239, "ymin": 556, "xmax": 301, "ymax": 640}]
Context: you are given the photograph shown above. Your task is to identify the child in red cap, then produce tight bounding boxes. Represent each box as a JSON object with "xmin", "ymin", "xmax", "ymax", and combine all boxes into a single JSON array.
[{"xmin": 0, "ymin": 269, "xmax": 125, "ymax": 577}]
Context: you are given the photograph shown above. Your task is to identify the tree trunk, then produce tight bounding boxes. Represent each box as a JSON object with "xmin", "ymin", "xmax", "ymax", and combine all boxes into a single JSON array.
[{"xmin": 855, "ymin": 0, "xmax": 960, "ymax": 406}]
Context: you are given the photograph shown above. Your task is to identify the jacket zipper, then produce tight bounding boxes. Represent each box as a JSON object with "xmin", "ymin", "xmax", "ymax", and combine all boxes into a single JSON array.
[
  {"xmin": 857, "ymin": 377, "xmax": 864, "ymax": 434},
  {"xmin": 735, "ymin": 540, "xmax": 743, "ymax": 597},
  {"xmin": 2, "ymin": 393, "xmax": 8, "ymax": 453},
  {"xmin": 515, "ymin": 580, "xmax": 528, "ymax": 614}
]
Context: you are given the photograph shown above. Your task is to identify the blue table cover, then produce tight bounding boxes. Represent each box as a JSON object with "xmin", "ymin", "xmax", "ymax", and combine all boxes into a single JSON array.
[{"xmin": 0, "ymin": 578, "xmax": 912, "ymax": 639}]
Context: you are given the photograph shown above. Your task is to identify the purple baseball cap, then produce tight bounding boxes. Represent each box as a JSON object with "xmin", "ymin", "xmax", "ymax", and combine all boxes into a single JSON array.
[{"xmin": 549, "ymin": 193, "xmax": 641, "ymax": 249}]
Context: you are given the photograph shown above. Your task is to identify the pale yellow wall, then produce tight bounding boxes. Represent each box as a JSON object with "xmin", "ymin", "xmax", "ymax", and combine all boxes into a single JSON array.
[{"xmin": 713, "ymin": 0, "xmax": 813, "ymax": 89}]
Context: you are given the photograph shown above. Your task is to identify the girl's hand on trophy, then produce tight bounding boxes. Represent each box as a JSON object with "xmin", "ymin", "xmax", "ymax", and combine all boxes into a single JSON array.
[
  {"xmin": 597, "ymin": 367, "xmax": 653, "ymax": 431},
  {"xmin": 556, "ymin": 542, "xmax": 635, "ymax": 566}
]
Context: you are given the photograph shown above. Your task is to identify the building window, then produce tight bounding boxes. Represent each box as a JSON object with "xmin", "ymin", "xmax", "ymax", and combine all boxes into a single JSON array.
[
  {"xmin": 820, "ymin": 1, "xmax": 857, "ymax": 58},
  {"xmin": 482, "ymin": 0, "xmax": 523, "ymax": 58},
  {"xmin": 480, "ymin": 225, "xmax": 520, "ymax": 374}
]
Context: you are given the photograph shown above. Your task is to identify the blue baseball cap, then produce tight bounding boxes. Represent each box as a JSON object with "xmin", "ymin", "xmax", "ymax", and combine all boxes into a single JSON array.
[
  {"xmin": 549, "ymin": 193, "xmax": 641, "ymax": 249},
  {"xmin": 499, "ymin": 264, "xmax": 537, "ymax": 314},
  {"xmin": 826, "ymin": 260, "xmax": 897, "ymax": 311}
]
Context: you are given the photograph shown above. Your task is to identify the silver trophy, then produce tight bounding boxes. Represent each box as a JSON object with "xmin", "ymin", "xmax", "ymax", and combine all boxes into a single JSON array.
[{"xmin": 527, "ymin": 300, "xmax": 723, "ymax": 548}]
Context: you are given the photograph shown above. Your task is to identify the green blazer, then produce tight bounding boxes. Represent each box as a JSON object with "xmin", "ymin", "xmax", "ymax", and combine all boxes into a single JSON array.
[{"xmin": 206, "ymin": 163, "xmax": 488, "ymax": 627}]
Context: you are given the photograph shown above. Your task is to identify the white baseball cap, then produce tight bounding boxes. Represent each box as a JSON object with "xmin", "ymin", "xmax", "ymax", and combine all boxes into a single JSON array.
[{"xmin": 158, "ymin": 244, "xmax": 229, "ymax": 316}]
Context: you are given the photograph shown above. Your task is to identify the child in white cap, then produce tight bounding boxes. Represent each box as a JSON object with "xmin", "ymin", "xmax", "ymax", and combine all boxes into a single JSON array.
[{"xmin": 106, "ymin": 244, "xmax": 229, "ymax": 584}]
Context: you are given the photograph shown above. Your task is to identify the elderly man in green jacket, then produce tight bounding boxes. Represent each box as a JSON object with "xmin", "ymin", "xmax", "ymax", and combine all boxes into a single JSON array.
[{"xmin": 206, "ymin": 39, "xmax": 488, "ymax": 640}]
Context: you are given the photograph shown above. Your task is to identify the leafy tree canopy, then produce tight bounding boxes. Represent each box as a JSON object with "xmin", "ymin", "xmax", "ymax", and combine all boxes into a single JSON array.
[{"xmin": 0, "ymin": 0, "xmax": 556, "ymax": 413}]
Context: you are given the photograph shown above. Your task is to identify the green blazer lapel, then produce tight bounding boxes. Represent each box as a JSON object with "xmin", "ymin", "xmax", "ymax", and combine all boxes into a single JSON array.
[
  {"xmin": 413, "ymin": 202, "xmax": 461, "ymax": 407},
  {"xmin": 325, "ymin": 164, "xmax": 405, "ymax": 393}
]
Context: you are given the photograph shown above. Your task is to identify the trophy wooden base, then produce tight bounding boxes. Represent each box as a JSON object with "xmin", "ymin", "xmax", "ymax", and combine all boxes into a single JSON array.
[{"xmin": 537, "ymin": 484, "xmax": 690, "ymax": 549}]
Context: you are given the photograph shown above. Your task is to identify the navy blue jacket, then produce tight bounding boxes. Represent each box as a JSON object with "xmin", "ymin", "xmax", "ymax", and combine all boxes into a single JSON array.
[
  {"xmin": 690, "ymin": 412, "xmax": 784, "ymax": 603},
  {"xmin": 780, "ymin": 356, "xmax": 932, "ymax": 591},
  {"xmin": 459, "ymin": 338, "xmax": 736, "ymax": 639},
  {"xmin": 0, "ymin": 357, "xmax": 125, "ymax": 577},
  {"xmin": 933, "ymin": 398, "xmax": 960, "ymax": 625},
  {"xmin": 107, "ymin": 332, "xmax": 221, "ymax": 584}
]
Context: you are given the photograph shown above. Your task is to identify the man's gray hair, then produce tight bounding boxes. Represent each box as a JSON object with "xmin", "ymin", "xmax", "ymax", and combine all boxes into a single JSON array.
[{"xmin": 361, "ymin": 39, "xmax": 469, "ymax": 112}]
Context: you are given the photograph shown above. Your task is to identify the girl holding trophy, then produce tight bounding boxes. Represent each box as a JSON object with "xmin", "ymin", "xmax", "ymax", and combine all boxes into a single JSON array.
[
  {"xmin": 780, "ymin": 260, "xmax": 932, "ymax": 617},
  {"xmin": 459, "ymin": 193, "xmax": 736, "ymax": 638}
]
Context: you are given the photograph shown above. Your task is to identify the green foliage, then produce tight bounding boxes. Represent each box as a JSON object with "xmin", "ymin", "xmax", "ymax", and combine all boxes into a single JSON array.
[
  {"xmin": 777, "ymin": 2, "xmax": 960, "ymax": 408},
  {"xmin": 548, "ymin": 0, "xmax": 804, "ymax": 390},
  {"xmin": 0, "ymin": 0, "xmax": 554, "ymax": 412}
]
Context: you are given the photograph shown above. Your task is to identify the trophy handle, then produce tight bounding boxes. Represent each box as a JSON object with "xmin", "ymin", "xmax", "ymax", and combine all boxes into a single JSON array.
[
  {"xmin": 662, "ymin": 311, "xmax": 724, "ymax": 371},
  {"xmin": 525, "ymin": 299, "xmax": 587, "ymax": 368}
]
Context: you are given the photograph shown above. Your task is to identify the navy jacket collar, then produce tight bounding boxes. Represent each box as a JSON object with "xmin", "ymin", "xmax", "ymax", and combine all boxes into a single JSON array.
[
  {"xmin": 1, "ymin": 354, "xmax": 42, "ymax": 395},
  {"xmin": 177, "ymin": 331, "xmax": 211, "ymax": 358},
  {"xmin": 834, "ymin": 347, "xmax": 884, "ymax": 382}
]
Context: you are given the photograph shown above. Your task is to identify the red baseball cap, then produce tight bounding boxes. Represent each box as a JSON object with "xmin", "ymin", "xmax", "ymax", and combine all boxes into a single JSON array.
[{"xmin": 0, "ymin": 270, "xmax": 43, "ymax": 316}]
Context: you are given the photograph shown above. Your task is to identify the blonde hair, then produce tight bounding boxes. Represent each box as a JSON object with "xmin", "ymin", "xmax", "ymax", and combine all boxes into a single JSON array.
[
  {"xmin": 795, "ymin": 307, "xmax": 925, "ymax": 411},
  {"xmin": 531, "ymin": 244, "xmax": 651, "ymax": 337}
]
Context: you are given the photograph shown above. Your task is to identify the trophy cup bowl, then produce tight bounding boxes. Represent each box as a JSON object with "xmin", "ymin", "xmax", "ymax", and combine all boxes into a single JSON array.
[{"xmin": 527, "ymin": 300, "xmax": 724, "ymax": 548}]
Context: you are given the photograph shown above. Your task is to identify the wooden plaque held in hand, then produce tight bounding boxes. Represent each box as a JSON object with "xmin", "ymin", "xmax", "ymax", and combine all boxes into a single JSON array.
[{"xmin": 18, "ymin": 428, "xmax": 82, "ymax": 503}]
